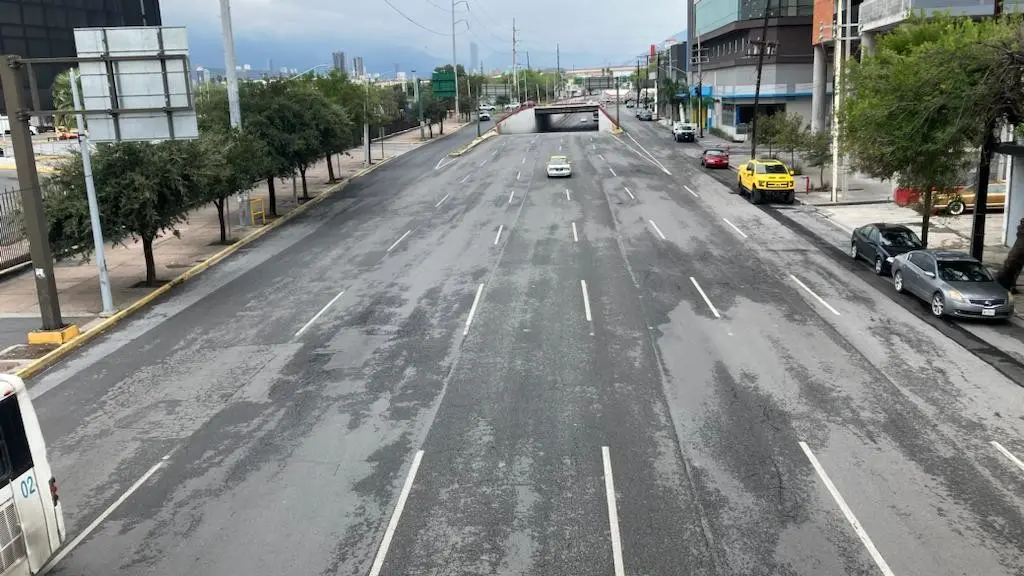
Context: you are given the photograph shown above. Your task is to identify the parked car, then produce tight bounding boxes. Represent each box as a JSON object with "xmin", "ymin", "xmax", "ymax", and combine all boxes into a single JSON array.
[
  {"xmin": 736, "ymin": 159, "xmax": 795, "ymax": 204},
  {"xmin": 673, "ymin": 122, "xmax": 697, "ymax": 142},
  {"xmin": 892, "ymin": 250, "xmax": 1013, "ymax": 319},
  {"xmin": 893, "ymin": 181, "xmax": 1006, "ymax": 215},
  {"xmin": 700, "ymin": 148, "xmax": 729, "ymax": 169},
  {"xmin": 850, "ymin": 223, "xmax": 923, "ymax": 275}
]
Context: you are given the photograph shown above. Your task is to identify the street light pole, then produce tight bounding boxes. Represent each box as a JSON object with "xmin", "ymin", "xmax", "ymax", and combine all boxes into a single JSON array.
[
  {"xmin": 451, "ymin": 0, "xmax": 460, "ymax": 119},
  {"xmin": 218, "ymin": 0, "xmax": 248, "ymax": 227}
]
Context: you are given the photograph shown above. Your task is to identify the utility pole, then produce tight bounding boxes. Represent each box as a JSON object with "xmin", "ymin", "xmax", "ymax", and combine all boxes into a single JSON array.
[
  {"xmin": 831, "ymin": 0, "xmax": 843, "ymax": 203},
  {"xmin": 556, "ymin": 43, "xmax": 561, "ymax": 99},
  {"xmin": 0, "ymin": 56, "xmax": 63, "ymax": 332},
  {"xmin": 969, "ymin": 0, "xmax": 1005, "ymax": 258},
  {"xmin": 364, "ymin": 78, "xmax": 371, "ymax": 165},
  {"xmin": 218, "ymin": 0, "xmax": 248, "ymax": 226},
  {"xmin": 414, "ymin": 71, "xmax": 425, "ymax": 140},
  {"xmin": 512, "ymin": 19, "xmax": 519, "ymax": 103},
  {"xmin": 749, "ymin": 0, "xmax": 774, "ymax": 160},
  {"xmin": 474, "ymin": 83, "xmax": 481, "ymax": 137},
  {"xmin": 451, "ymin": 0, "xmax": 460, "ymax": 119},
  {"xmin": 526, "ymin": 51, "xmax": 530, "ymax": 70}
]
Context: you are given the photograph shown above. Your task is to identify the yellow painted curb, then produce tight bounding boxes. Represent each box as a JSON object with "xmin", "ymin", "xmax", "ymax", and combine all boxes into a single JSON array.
[
  {"xmin": 27, "ymin": 324, "xmax": 79, "ymax": 345},
  {"xmin": 15, "ymin": 156, "xmax": 398, "ymax": 380},
  {"xmin": 448, "ymin": 128, "xmax": 498, "ymax": 157}
]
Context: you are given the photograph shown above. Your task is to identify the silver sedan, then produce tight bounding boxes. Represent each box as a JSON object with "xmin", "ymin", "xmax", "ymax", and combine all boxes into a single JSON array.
[{"xmin": 891, "ymin": 250, "xmax": 1014, "ymax": 319}]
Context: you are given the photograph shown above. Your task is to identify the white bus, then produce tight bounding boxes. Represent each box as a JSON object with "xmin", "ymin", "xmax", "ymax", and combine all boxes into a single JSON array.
[{"xmin": 0, "ymin": 375, "xmax": 64, "ymax": 575}]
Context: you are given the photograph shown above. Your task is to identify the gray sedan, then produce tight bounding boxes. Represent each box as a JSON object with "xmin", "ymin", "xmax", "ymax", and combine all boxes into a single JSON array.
[{"xmin": 891, "ymin": 250, "xmax": 1014, "ymax": 319}]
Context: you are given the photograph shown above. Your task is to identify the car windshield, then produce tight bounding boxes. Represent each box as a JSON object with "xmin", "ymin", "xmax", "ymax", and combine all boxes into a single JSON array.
[
  {"xmin": 706, "ymin": 150, "xmax": 725, "ymax": 157},
  {"xmin": 756, "ymin": 164, "xmax": 788, "ymax": 174},
  {"xmin": 938, "ymin": 260, "xmax": 993, "ymax": 282},
  {"xmin": 880, "ymin": 229, "xmax": 922, "ymax": 248}
]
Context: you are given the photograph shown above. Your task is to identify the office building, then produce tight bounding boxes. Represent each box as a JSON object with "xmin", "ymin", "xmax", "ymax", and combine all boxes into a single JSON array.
[
  {"xmin": 689, "ymin": 0, "xmax": 814, "ymax": 138},
  {"xmin": 353, "ymin": 56, "xmax": 365, "ymax": 78},
  {"xmin": 332, "ymin": 51, "xmax": 346, "ymax": 73},
  {"xmin": 470, "ymin": 42, "xmax": 479, "ymax": 73},
  {"xmin": 0, "ymin": 0, "xmax": 162, "ymax": 116}
]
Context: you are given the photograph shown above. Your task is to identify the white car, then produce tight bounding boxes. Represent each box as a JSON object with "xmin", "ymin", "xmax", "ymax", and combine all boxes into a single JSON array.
[
  {"xmin": 546, "ymin": 155, "xmax": 572, "ymax": 178},
  {"xmin": 479, "ymin": 111, "xmax": 491, "ymax": 121}
]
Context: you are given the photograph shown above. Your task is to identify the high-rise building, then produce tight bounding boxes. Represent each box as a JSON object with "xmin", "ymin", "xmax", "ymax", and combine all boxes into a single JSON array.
[
  {"xmin": 333, "ymin": 51, "xmax": 347, "ymax": 72},
  {"xmin": 470, "ymin": 42, "xmax": 479, "ymax": 73},
  {"xmin": 353, "ymin": 56, "xmax": 365, "ymax": 77},
  {"xmin": 689, "ymin": 0, "xmax": 814, "ymax": 139},
  {"xmin": 0, "ymin": 0, "xmax": 162, "ymax": 116}
]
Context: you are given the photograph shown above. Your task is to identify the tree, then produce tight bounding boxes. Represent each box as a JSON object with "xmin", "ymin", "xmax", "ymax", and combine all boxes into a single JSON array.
[
  {"xmin": 841, "ymin": 15, "xmax": 1018, "ymax": 247},
  {"xmin": 495, "ymin": 95, "xmax": 510, "ymax": 107},
  {"xmin": 197, "ymin": 130, "xmax": 268, "ymax": 244},
  {"xmin": 45, "ymin": 140, "xmax": 205, "ymax": 286},
  {"xmin": 801, "ymin": 128, "xmax": 831, "ymax": 188},
  {"xmin": 773, "ymin": 112, "xmax": 806, "ymax": 168},
  {"xmin": 754, "ymin": 114, "xmax": 781, "ymax": 157},
  {"xmin": 50, "ymin": 69, "xmax": 80, "ymax": 129}
]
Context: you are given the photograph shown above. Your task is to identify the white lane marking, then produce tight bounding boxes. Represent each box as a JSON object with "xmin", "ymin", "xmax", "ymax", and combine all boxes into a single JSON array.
[
  {"xmin": 516, "ymin": 171, "xmax": 521, "ymax": 181},
  {"xmin": 463, "ymin": 283, "xmax": 485, "ymax": 335},
  {"xmin": 624, "ymin": 187, "xmax": 635, "ymax": 200},
  {"xmin": 599, "ymin": 154, "xmax": 606, "ymax": 161},
  {"xmin": 435, "ymin": 156, "xmax": 456, "ymax": 170},
  {"xmin": 386, "ymin": 230, "xmax": 413, "ymax": 253},
  {"xmin": 799, "ymin": 442, "xmax": 896, "ymax": 576},
  {"xmin": 367, "ymin": 450, "xmax": 425, "ymax": 576},
  {"xmin": 572, "ymin": 222, "xmax": 579, "ymax": 242},
  {"xmin": 42, "ymin": 457, "xmax": 169, "ymax": 573},
  {"xmin": 722, "ymin": 218, "xmax": 748, "ymax": 239},
  {"xmin": 522, "ymin": 157, "xmax": 526, "ymax": 164},
  {"xmin": 294, "ymin": 290, "xmax": 346, "ymax": 338},
  {"xmin": 824, "ymin": 216, "xmax": 853, "ymax": 233},
  {"xmin": 624, "ymin": 132, "xmax": 672, "ymax": 175},
  {"xmin": 480, "ymin": 159, "xmax": 488, "ymax": 166},
  {"xmin": 434, "ymin": 193, "xmax": 450, "ymax": 208},
  {"xmin": 494, "ymin": 225, "xmax": 504, "ymax": 245},
  {"xmin": 559, "ymin": 145, "xmax": 563, "ymax": 151},
  {"xmin": 647, "ymin": 219, "xmax": 667, "ymax": 240},
  {"xmin": 602, "ymin": 447, "xmax": 627, "ymax": 576},
  {"xmin": 684, "ymin": 185, "xmax": 699, "ymax": 198},
  {"xmin": 609, "ymin": 167, "xmax": 617, "ymax": 177},
  {"xmin": 565, "ymin": 189, "xmax": 571, "ymax": 201},
  {"xmin": 508, "ymin": 191, "xmax": 515, "ymax": 205},
  {"xmin": 992, "ymin": 441, "xmax": 1024, "ymax": 473},
  {"xmin": 460, "ymin": 174, "xmax": 471, "ymax": 183},
  {"xmin": 581, "ymin": 280, "xmax": 593, "ymax": 322},
  {"xmin": 689, "ymin": 277, "xmax": 721, "ymax": 319},
  {"xmin": 790, "ymin": 274, "xmax": 842, "ymax": 316}
]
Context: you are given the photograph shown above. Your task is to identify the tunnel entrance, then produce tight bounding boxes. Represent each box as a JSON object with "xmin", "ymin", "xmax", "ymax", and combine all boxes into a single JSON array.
[
  {"xmin": 536, "ymin": 112, "xmax": 600, "ymax": 133},
  {"xmin": 496, "ymin": 105, "xmax": 617, "ymax": 135}
]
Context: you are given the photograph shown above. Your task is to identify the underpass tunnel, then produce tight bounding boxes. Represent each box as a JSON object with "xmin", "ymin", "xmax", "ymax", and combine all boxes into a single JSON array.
[{"xmin": 536, "ymin": 112, "xmax": 600, "ymax": 133}]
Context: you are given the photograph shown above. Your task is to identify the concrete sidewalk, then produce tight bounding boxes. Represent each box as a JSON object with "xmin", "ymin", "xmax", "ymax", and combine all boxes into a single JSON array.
[{"xmin": 0, "ymin": 121, "xmax": 466, "ymax": 367}]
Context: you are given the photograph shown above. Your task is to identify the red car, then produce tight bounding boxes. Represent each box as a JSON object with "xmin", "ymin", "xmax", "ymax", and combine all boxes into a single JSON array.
[{"xmin": 701, "ymin": 148, "xmax": 729, "ymax": 169}]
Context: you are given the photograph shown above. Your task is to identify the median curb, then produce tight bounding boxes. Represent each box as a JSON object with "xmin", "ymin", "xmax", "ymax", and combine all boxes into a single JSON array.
[
  {"xmin": 14, "ymin": 155, "xmax": 401, "ymax": 380},
  {"xmin": 447, "ymin": 127, "xmax": 497, "ymax": 157}
]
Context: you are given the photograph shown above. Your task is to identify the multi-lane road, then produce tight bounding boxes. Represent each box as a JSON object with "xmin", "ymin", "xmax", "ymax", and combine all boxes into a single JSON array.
[{"xmin": 31, "ymin": 112, "xmax": 1024, "ymax": 575}]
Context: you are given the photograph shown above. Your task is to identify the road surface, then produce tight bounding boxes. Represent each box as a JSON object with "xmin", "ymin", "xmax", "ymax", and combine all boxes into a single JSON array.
[{"xmin": 28, "ymin": 114, "xmax": 1024, "ymax": 575}]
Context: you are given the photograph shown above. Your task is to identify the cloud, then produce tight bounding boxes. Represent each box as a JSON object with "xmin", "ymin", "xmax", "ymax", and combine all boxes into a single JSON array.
[{"xmin": 161, "ymin": 0, "xmax": 685, "ymax": 61}]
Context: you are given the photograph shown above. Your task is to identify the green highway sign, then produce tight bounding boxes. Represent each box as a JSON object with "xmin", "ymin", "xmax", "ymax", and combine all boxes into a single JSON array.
[{"xmin": 432, "ymin": 70, "xmax": 456, "ymax": 97}]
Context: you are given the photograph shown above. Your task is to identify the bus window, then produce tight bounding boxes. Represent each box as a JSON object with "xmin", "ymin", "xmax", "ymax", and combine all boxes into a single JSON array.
[{"xmin": 0, "ymin": 399, "xmax": 32, "ymax": 482}]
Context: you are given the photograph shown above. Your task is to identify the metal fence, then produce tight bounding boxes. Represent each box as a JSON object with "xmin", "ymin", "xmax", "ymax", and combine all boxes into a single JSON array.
[{"xmin": 0, "ymin": 187, "xmax": 29, "ymax": 273}]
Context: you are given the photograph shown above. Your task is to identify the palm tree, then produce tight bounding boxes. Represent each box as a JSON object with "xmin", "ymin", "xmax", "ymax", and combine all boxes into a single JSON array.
[{"xmin": 50, "ymin": 69, "xmax": 78, "ymax": 129}]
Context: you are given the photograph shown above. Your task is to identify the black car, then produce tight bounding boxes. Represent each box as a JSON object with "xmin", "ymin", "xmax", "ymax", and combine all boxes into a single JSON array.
[{"xmin": 850, "ymin": 223, "xmax": 923, "ymax": 275}]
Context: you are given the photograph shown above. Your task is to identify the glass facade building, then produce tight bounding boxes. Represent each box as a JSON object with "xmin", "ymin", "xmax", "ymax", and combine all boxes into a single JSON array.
[
  {"xmin": 696, "ymin": 0, "xmax": 813, "ymax": 37},
  {"xmin": 0, "ymin": 0, "xmax": 161, "ymax": 115}
]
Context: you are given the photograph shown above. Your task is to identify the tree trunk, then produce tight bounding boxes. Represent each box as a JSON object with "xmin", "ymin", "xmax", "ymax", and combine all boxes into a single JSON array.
[
  {"xmin": 326, "ymin": 155, "xmax": 336, "ymax": 182},
  {"xmin": 267, "ymin": 177, "xmax": 278, "ymax": 217},
  {"xmin": 440, "ymin": 118, "xmax": 445, "ymax": 134},
  {"xmin": 428, "ymin": 123, "xmax": 434, "ymax": 138},
  {"xmin": 819, "ymin": 165, "xmax": 825, "ymax": 191},
  {"xmin": 997, "ymin": 217, "xmax": 1024, "ymax": 290},
  {"xmin": 921, "ymin": 189, "xmax": 933, "ymax": 248},
  {"xmin": 215, "ymin": 198, "xmax": 227, "ymax": 244},
  {"xmin": 142, "ymin": 236, "xmax": 157, "ymax": 287},
  {"xmin": 300, "ymin": 166, "xmax": 309, "ymax": 200}
]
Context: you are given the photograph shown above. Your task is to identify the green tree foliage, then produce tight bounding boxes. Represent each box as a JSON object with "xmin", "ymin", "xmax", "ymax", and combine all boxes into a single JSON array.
[
  {"xmin": 841, "ymin": 15, "xmax": 1020, "ymax": 246},
  {"xmin": 772, "ymin": 112, "xmax": 806, "ymax": 168},
  {"xmin": 754, "ymin": 114, "xmax": 781, "ymax": 156},
  {"xmin": 197, "ymin": 130, "xmax": 268, "ymax": 243},
  {"xmin": 801, "ymin": 129, "xmax": 831, "ymax": 188},
  {"xmin": 49, "ymin": 69, "xmax": 81, "ymax": 129}
]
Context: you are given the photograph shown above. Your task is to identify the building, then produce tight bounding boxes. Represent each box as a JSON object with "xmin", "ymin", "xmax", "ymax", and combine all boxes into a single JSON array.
[
  {"xmin": 0, "ymin": 0, "xmax": 162, "ymax": 117},
  {"xmin": 352, "ymin": 56, "xmax": 365, "ymax": 78},
  {"xmin": 470, "ymin": 42, "xmax": 479, "ymax": 73},
  {"xmin": 655, "ymin": 37, "xmax": 689, "ymax": 120},
  {"xmin": 332, "ymin": 51, "xmax": 346, "ymax": 73},
  {"xmin": 689, "ymin": 0, "xmax": 814, "ymax": 138}
]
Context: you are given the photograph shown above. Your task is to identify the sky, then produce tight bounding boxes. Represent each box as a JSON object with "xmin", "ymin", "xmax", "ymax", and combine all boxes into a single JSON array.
[{"xmin": 160, "ymin": 0, "xmax": 687, "ymax": 65}]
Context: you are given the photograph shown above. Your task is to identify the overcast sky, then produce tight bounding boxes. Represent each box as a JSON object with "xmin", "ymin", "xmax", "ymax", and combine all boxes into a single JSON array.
[{"xmin": 161, "ymin": 0, "xmax": 687, "ymax": 62}]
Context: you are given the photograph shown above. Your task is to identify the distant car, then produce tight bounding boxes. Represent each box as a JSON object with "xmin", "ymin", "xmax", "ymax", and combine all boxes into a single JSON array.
[
  {"xmin": 579, "ymin": 116, "xmax": 589, "ymax": 123},
  {"xmin": 892, "ymin": 250, "xmax": 1013, "ymax": 319},
  {"xmin": 700, "ymin": 148, "xmax": 729, "ymax": 169},
  {"xmin": 850, "ymin": 223, "xmax": 923, "ymax": 275},
  {"xmin": 479, "ymin": 111, "xmax": 491, "ymax": 121},
  {"xmin": 625, "ymin": 101, "xmax": 635, "ymax": 108},
  {"xmin": 546, "ymin": 155, "xmax": 572, "ymax": 178},
  {"xmin": 639, "ymin": 109, "xmax": 653, "ymax": 121},
  {"xmin": 672, "ymin": 122, "xmax": 697, "ymax": 142}
]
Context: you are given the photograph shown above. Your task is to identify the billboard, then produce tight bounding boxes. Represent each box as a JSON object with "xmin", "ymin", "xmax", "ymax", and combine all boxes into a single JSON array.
[
  {"xmin": 480, "ymin": 84, "xmax": 511, "ymax": 97},
  {"xmin": 584, "ymin": 76, "xmax": 614, "ymax": 91}
]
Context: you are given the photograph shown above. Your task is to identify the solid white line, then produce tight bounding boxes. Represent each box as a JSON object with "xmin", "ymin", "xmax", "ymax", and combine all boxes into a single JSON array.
[
  {"xmin": 460, "ymin": 174, "xmax": 471, "ymax": 183},
  {"xmin": 625, "ymin": 132, "xmax": 672, "ymax": 175},
  {"xmin": 516, "ymin": 171, "xmax": 521, "ymax": 181},
  {"xmin": 463, "ymin": 283, "xmax": 485, "ymax": 335},
  {"xmin": 599, "ymin": 154, "xmax": 606, "ymax": 161},
  {"xmin": 609, "ymin": 167, "xmax": 617, "ymax": 177},
  {"xmin": 367, "ymin": 450, "xmax": 425, "ymax": 576},
  {"xmin": 624, "ymin": 187, "xmax": 635, "ymax": 200},
  {"xmin": 565, "ymin": 189, "xmax": 571, "ymax": 201},
  {"xmin": 0, "ymin": 344, "xmax": 20, "ymax": 357},
  {"xmin": 434, "ymin": 193, "xmax": 450, "ymax": 208},
  {"xmin": 508, "ymin": 191, "xmax": 515, "ymax": 205},
  {"xmin": 684, "ymin": 185, "xmax": 699, "ymax": 198},
  {"xmin": 689, "ymin": 277, "xmax": 721, "ymax": 319},
  {"xmin": 42, "ymin": 458, "xmax": 168, "ymax": 574},
  {"xmin": 799, "ymin": 442, "xmax": 896, "ymax": 576},
  {"xmin": 648, "ymin": 219, "xmax": 667, "ymax": 240},
  {"xmin": 480, "ymin": 159, "xmax": 488, "ymax": 166},
  {"xmin": 386, "ymin": 230, "xmax": 413, "ymax": 252},
  {"xmin": 790, "ymin": 275, "xmax": 842, "ymax": 316},
  {"xmin": 494, "ymin": 224, "xmax": 504, "ymax": 245},
  {"xmin": 521, "ymin": 157, "xmax": 526, "ymax": 164},
  {"xmin": 602, "ymin": 447, "xmax": 626, "ymax": 576},
  {"xmin": 572, "ymin": 222, "xmax": 579, "ymax": 242},
  {"xmin": 992, "ymin": 441, "xmax": 1024, "ymax": 473},
  {"xmin": 722, "ymin": 218, "xmax": 748, "ymax": 239},
  {"xmin": 581, "ymin": 280, "xmax": 593, "ymax": 322},
  {"xmin": 294, "ymin": 290, "xmax": 346, "ymax": 338}
]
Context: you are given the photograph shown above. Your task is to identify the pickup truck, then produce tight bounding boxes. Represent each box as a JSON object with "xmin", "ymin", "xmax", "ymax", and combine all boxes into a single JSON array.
[
  {"xmin": 672, "ymin": 122, "xmax": 697, "ymax": 142},
  {"xmin": 736, "ymin": 159, "xmax": 796, "ymax": 204}
]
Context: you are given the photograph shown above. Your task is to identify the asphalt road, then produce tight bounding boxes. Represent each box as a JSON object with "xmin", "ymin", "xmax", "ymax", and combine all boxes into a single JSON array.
[{"xmin": 27, "ymin": 113, "xmax": 1024, "ymax": 575}]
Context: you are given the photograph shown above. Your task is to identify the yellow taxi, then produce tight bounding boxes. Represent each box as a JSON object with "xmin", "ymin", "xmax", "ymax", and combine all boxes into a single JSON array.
[{"xmin": 736, "ymin": 159, "xmax": 795, "ymax": 204}]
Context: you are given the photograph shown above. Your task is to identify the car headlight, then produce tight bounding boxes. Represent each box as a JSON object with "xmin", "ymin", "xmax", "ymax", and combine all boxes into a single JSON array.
[{"xmin": 947, "ymin": 289, "xmax": 965, "ymax": 302}]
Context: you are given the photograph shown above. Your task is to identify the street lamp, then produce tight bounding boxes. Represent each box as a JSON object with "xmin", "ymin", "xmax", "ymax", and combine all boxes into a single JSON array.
[{"xmin": 451, "ymin": 0, "xmax": 469, "ymax": 119}]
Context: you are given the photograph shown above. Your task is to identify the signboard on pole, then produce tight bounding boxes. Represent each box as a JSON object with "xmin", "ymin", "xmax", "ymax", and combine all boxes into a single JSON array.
[
  {"xmin": 431, "ymin": 70, "xmax": 456, "ymax": 98},
  {"xmin": 480, "ymin": 84, "xmax": 511, "ymax": 97},
  {"xmin": 583, "ymin": 76, "xmax": 613, "ymax": 91},
  {"xmin": 74, "ymin": 26, "xmax": 198, "ymax": 143}
]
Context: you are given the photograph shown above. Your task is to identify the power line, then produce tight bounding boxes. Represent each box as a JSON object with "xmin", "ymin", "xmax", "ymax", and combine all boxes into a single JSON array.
[
  {"xmin": 382, "ymin": 0, "xmax": 448, "ymax": 36},
  {"xmin": 423, "ymin": 0, "xmax": 447, "ymax": 11}
]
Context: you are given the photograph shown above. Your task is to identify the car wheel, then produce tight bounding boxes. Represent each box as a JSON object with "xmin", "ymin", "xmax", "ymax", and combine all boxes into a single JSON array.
[
  {"xmin": 874, "ymin": 256, "xmax": 884, "ymax": 275},
  {"xmin": 850, "ymin": 242, "xmax": 859, "ymax": 260},
  {"xmin": 751, "ymin": 188, "xmax": 763, "ymax": 205},
  {"xmin": 947, "ymin": 200, "xmax": 966, "ymax": 216},
  {"xmin": 931, "ymin": 292, "xmax": 945, "ymax": 317},
  {"xmin": 894, "ymin": 270, "xmax": 905, "ymax": 293},
  {"xmin": 784, "ymin": 191, "xmax": 795, "ymax": 204}
]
